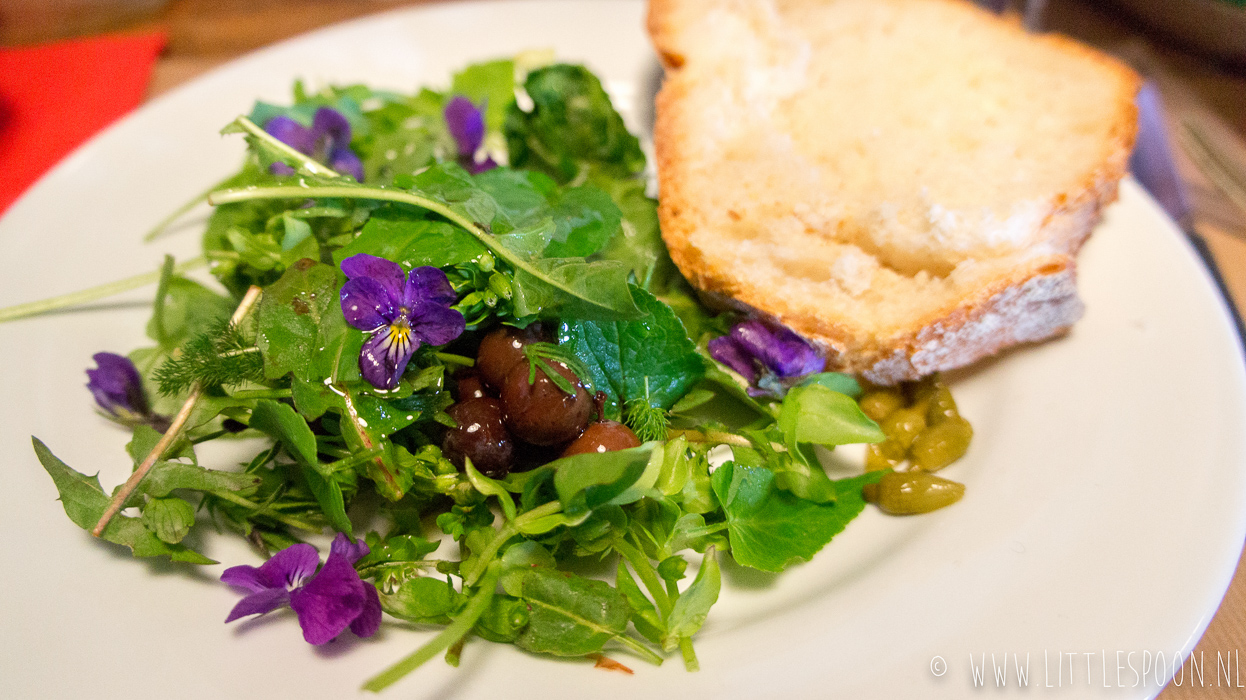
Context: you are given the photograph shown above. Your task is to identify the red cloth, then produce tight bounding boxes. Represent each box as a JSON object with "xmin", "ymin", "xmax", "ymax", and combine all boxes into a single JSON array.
[{"xmin": 0, "ymin": 31, "xmax": 167, "ymax": 214}]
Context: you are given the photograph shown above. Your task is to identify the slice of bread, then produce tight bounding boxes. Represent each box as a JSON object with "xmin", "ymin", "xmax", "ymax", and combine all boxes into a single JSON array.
[{"xmin": 648, "ymin": 0, "xmax": 1140, "ymax": 384}]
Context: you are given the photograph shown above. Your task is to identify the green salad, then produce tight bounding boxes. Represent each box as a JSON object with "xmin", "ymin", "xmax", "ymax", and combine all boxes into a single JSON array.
[{"xmin": 28, "ymin": 56, "xmax": 965, "ymax": 692}]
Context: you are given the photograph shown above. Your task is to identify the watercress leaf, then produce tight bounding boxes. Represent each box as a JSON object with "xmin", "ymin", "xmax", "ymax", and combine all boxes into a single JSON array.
[
  {"xmin": 778, "ymin": 383, "xmax": 884, "ymax": 452},
  {"xmin": 511, "ymin": 257, "xmax": 640, "ymax": 320},
  {"xmin": 33, "ymin": 438, "xmax": 215, "ymax": 564},
  {"xmin": 141, "ymin": 496, "xmax": 196, "ymax": 544},
  {"xmin": 332, "ymin": 208, "xmax": 486, "ymax": 270},
  {"xmin": 249, "ymin": 400, "xmax": 352, "ymax": 535},
  {"xmin": 663, "ymin": 548, "xmax": 721, "ymax": 652},
  {"xmin": 550, "ymin": 444, "xmax": 654, "ymax": 516},
  {"xmin": 606, "ymin": 443, "xmax": 666, "ymax": 506},
  {"xmin": 616, "ymin": 560, "xmax": 665, "ymax": 645},
  {"xmin": 558, "ymin": 287, "xmax": 704, "ymax": 419},
  {"xmin": 515, "ymin": 568, "xmax": 630, "ymax": 657},
  {"xmin": 380, "ymin": 576, "xmax": 465, "ymax": 625},
  {"xmin": 254, "ymin": 259, "xmax": 343, "ymax": 382},
  {"xmin": 709, "ymin": 461, "xmax": 884, "ymax": 573}
]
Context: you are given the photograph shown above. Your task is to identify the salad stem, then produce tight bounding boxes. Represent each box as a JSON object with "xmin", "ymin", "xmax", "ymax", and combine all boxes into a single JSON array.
[
  {"xmin": 207, "ymin": 490, "xmax": 321, "ymax": 531},
  {"xmin": 91, "ymin": 285, "xmax": 264, "ymax": 537},
  {"xmin": 208, "ymin": 184, "xmax": 633, "ymax": 319},
  {"xmin": 614, "ymin": 538, "xmax": 672, "ymax": 615},
  {"xmin": 362, "ymin": 562, "xmax": 502, "ymax": 693},
  {"xmin": 678, "ymin": 636, "xmax": 699, "ymax": 672},
  {"xmin": 0, "ymin": 256, "xmax": 207, "ymax": 324}
]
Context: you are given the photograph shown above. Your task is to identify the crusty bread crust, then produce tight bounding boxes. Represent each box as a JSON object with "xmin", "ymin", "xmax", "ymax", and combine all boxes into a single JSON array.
[{"xmin": 649, "ymin": 0, "xmax": 1140, "ymax": 384}]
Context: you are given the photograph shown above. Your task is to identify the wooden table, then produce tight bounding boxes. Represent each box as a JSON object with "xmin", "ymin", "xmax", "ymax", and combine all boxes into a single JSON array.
[{"xmin": 4, "ymin": 0, "xmax": 1246, "ymax": 696}]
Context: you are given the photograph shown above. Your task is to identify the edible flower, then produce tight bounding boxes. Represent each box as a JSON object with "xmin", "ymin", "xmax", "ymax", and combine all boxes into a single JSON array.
[
  {"xmin": 444, "ymin": 96, "xmax": 497, "ymax": 174},
  {"xmin": 708, "ymin": 320, "xmax": 825, "ymax": 396},
  {"xmin": 264, "ymin": 107, "xmax": 365, "ymax": 181},
  {"xmin": 222, "ymin": 533, "xmax": 382, "ymax": 645},
  {"xmin": 340, "ymin": 254, "xmax": 466, "ymax": 390},
  {"xmin": 86, "ymin": 352, "xmax": 170, "ymax": 432}
]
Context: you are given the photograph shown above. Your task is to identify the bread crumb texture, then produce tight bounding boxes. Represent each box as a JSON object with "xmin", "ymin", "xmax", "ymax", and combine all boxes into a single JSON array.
[{"xmin": 649, "ymin": 0, "xmax": 1139, "ymax": 383}]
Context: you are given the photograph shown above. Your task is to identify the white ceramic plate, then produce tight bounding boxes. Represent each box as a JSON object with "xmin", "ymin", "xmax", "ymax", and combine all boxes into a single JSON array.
[{"xmin": 2, "ymin": 2, "xmax": 1244, "ymax": 698}]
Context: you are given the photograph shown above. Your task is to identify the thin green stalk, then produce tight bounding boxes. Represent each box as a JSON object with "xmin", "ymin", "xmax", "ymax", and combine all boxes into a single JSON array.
[
  {"xmin": 0, "ymin": 256, "xmax": 207, "ymax": 324},
  {"xmin": 152, "ymin": 255, "xmax": 175, "ymax": 342},
  {"xmin": 461, "ymin": 500, "xmax": 564, "ymax": 587},
  {"xmin": 435, "ymin": 352, "xmax": 476, "ymax": 367},
  {"xmin": 226, "ymin": 116, "xmax": 344, "ymax": 179},
  {"xmin": 228, "ymin": 388, "xmax": 292, "ymax": 400},
  {"xmin": 207, "ymin": 490, "xmax": 321, "ymax": 531},
  {"xmin": 143, "ymin": 172, "xmax": 244, "ymax": 242},
  {"xmin": 322, "ymin": 445, "xmax": 385, "ymax": 475},
  {"xmin": 208, "ymin": 184, "xmax": 628, "ymax": 318},
  {"xmin": 614, "ymin": 538, "xmax": 672, "ymax": 615},
  {"xmin": 363, "ymin": 563, "xmax": 502, "ymax": 693},
  {"xmin": 679, "ymin": 636, "xmax": 699, "ymax": 672},
  {"xmin": 613, "ymin": 634, "xmax": 666, "ymax": 667}
]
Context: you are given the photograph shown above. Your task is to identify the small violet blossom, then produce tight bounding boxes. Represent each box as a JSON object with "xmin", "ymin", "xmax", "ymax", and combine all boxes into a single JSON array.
[
  {"xmin": 222, "ymin": 533, "xmax": 381, "ymax": 646},
  {"xmin": 86, "ymin": 352, "xmax": 170, "ymax": 432},
  {"xmin": 708, "ymin": 320, "xmax": 825, "ymax": 397},
  {"xmin": 264, "ymin": 107, "xmax": 365, "ymax": 181},
  {"xmin": 340, "ymin": 254, "xmax": 466, "ymax": 390},
  {"xmin": 444, "ymin": 96, "xmax": 497, "ymax": 174}
]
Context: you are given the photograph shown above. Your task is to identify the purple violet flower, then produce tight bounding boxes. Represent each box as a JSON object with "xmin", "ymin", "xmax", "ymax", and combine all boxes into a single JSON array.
[
  {"xmin": 222, "ymin": 533, "xmax": 382, "ymax": 645},
  {"xmin": 339, "ymin": 254, "xmax": 466, "ymax": 390},
  {"xmin": 86, "ymin": 352, "xmax": 170, "ymax": 432},
  {"xmin": 709, "ymin": 320, "xmax": 825, "ymax": 396},
  {"xmin": 444, "ymin": 96, "xmax": 497, "ymax": 175},
  {"xmin": 264, "ymin": 107, "xmax": 365, "ymax": 181}
]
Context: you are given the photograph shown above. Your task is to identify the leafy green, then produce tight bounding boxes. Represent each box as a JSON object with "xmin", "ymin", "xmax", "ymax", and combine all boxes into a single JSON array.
[
  {"xmin": 249, "ymin": 400, "xmax": 352, "ymax": 535},
  {"xmin": 505, "ymin": 64, "xmax": 646, "ymax": 183},
  {"xmin": 550, "ymin": 444, "xmax": 654, "ymax": 516},
  {"xmin": 663, "ymin": 548, "xmax": 720, "ymax": 652},
  {"xmin": 711, "ymin": 461, "xmax": 884, "ymax": 573},
  {"xmin": 559, "ymin": 287, "xmax": 704, "ymax": 419},
  {"xmin": 514, "ymin": 568, "xmax": 631, "ymax": 656},
  {"xmin": 254, "ymin": 259, "xmax": 347, "ymax": 382},
  {"xmin": 33, "ymin": 438, "xmax": 215, "ymax": 564}
]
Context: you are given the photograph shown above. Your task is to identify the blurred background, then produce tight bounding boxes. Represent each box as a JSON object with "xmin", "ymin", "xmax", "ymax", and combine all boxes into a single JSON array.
[{"xmin": 2, "ymin": 0, "xmax": 1245, "ymax": 697}]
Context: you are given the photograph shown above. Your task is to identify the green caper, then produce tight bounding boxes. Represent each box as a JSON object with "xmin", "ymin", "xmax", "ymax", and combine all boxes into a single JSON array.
[
  {"xmin": 881, "ymin": 406, "xmax": 926, "ymax": 449},
  {"xmin": 859, "ymin": 389, "xmax": 904, "ymax": 421},
  {"xmin": 866, "ymin": 442, "xmax": 903, "ymax": 471},
  {"xmin": 873, "ymin": 471, "xmax": 965, "ymax": 515},
  {"xmin": 924, "ymin": 381, "xmax": 960, "ymax": 425},
  {"xmin": 910, "ymin": 416, "xmax": 973, "ymax": 471}
]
